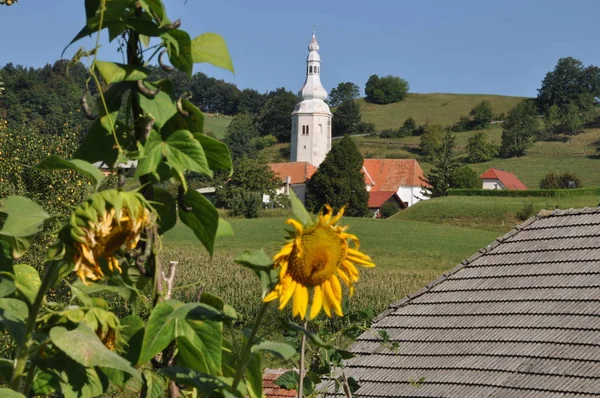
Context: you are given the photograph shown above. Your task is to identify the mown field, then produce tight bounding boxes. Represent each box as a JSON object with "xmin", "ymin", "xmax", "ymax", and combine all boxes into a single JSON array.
[
  {"xmin": 203, "ymin": 114, "xmax": 232, "ymax": 139},
  {"xmin": 163, "ymin": 216, "xmax": 500, "ymax": 323}
]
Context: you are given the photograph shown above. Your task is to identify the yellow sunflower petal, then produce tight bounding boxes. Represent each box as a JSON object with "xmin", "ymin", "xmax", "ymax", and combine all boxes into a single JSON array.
[
  {"xmin": 279, "ymin": 279, "xmax": 297, "ymax": 310},
  {"xmin": 293, "ymin": 284, "xmax": 309, "ymax": 319},
  {"xmin": 323, "ymin": 279, "xmax": 343, "ymax": 317},
  {"xmin": 342, "ymin": 260, "xmax": 360, "ymax": 281},
  {"xmin": 331, "ymin": 275, "xmax": 342, "ymax": 301},
  {"xmin": 263, "ymin": 289, "xmax": 279, "ymax": 302},
  {"xmin": 322, "ymin": 288, "xmax": 332, "ymax": 317},
  {"xmin": 337, "ymin": 268, "xmax": 352, "ymax": 287},
  {"xmin": 309, "ymin": 285, "xmax": 323, "ymax": 320},
  {"xmin": 286, "ymin": 219, "xmax": 304, "ymax": 235},
  {"xmin": 330, "ymin": 205, "xmax": 346, "ymax": 225}
]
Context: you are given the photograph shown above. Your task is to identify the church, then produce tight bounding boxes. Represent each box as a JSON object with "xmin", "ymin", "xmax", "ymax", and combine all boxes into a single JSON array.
[{"xmin": 268, "ymin": 32, "xmax": 428, "ymax": 214}]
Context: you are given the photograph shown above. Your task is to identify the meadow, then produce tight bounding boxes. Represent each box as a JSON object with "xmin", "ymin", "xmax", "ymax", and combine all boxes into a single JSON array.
[
  {"xmin": 203, "ymin": 114, "xmax": 232, "ymax": 139},
  {"xmin": 163, "ymin": 216, "xmax": 500, "ymax": 323}
]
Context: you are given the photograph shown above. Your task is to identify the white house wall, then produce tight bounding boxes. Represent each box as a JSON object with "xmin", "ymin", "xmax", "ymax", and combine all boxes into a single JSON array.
[
  {"xmin": 398, "ymin": 186, "xmax": 429, "ymax": 207},
  {"xmin": 482, "ymin": 179, "xmax": 505, "ymax": 190}
]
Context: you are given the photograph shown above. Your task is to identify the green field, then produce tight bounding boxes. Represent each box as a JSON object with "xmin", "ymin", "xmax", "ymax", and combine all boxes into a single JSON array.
[
  {"xmin": 358, "ymin": 93, "xmax": 526, "ymax": 130},
  {"xmin": 163, "ymin": 216, "xmax": 500, "ymax": 321},
  {"xmin": 203, "ymin": 114, "xmax": 232, "ymax": 139}
]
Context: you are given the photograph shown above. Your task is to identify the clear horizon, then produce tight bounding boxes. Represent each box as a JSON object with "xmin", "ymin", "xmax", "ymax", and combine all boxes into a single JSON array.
[{"xmin": 1, "ymin": 0, "xmax": 599, "ymax": 98}]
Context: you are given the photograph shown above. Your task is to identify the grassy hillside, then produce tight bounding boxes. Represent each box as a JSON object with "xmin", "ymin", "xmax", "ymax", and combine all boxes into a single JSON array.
[
  {"xmin": 358, "ymin": 93, "xmax": 526, "ymax": 130},
  {"xmin": 203, "ymin": 114, "xmax": 232, "ymax": 139}
]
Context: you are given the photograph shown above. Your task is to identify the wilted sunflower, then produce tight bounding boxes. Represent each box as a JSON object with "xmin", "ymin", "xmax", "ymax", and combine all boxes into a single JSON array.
[
  {"xmin": 69, "ymin": 190, "xmax": 151, "ymax": 284},
  {"xmin": 264, "ymin": 205, "xmax": 375, "ymax": 320}
]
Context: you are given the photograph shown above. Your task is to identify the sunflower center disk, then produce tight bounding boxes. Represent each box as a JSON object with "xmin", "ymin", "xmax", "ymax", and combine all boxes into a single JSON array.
[{"xmin": 289, "ymin": 226, "xmax": 345, "ymax": 286}]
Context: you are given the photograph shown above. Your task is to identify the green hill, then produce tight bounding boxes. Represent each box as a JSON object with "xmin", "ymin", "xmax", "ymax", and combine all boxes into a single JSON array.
[
  {"xmin": 358, "ymin": 93, "xmax": 526, "ymax": 130},
  {"xmin": 203, "ymin": 114, "xmax": 232, "ymax": 139}
]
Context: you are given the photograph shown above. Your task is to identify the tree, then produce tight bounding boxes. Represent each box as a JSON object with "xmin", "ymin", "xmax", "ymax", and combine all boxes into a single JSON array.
[
  {"xmin": 537, "ymin": 57, "xmax": 600, "ymax": 113},
  {"xmin": 499, "ymin": 101, "xmax": 539, "ymax": 158},
  {"xmin": 238, "ymin": 88, "xmax": 267, "ymax": 116},
  {"xmin": 305, "ymin": 135, "xmax": 369, "ymax": 217},
  {"xmin": 422, "ymin": 131, "xmax": 459, "ymax": 197},
  {"xmin": 328, "ymin": 82, "xmax": 360, "ymax": 107},
  {"xmin": 451, "ymin": 165, "xmax": 482, "ymax": 189},
  {"xmin": 469, "ymin": 100, "xmax": 494, "ymax": 130},
  {"xmin": 224, "ymin": 113, "xmax": 259, "ymax": 160},
  {"xmin": 257, "ymin": 87, "xmax": 298, "ymax": 142},
  {"xmin": 332, "ymin": 99, "xmax": 361, "ymax": 136},
  {"xmin": 420, "ymin": 124, "xmax": 444, "ymax": 161},
  {"xmin": 560, "ymin": 102, "xmax": 585, "ymax": 135},
  {"xmin": 539, "ymin": 171, "xmax": 583, "ymax": 189},
  {"xmin": 466, "ymin": 131, "xmax": 497, "ymax": 163},
  {"xmin": 364, "ymin": 74, "xmax": 409, "ymax": 104},
  {"xmin": 542, "ymin": 104, "xmax": 561, "ymax": 139},
  {"xmin": 399, "ymin": 117, "xmax": 417, "ymax": 137}
]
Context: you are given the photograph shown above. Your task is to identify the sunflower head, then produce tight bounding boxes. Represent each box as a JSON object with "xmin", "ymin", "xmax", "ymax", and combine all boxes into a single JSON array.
[
  {"xmin": 67, "ymin": 190, "xmax": 153, "ymax": 284},
  {"xmin": 264, "ymin": 205, "xmax": 375, "ymax": 320}
]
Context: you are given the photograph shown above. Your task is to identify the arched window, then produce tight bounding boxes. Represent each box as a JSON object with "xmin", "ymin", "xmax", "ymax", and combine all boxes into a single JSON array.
[
  {"xmin": 302, "ymin": 125, "xmax": 305, "ymax": 135},
  {"xmin": 306, "ymin": 126, "xmax": 309, "ymax": 135},
  {"xmin": 309, "ymin": 66, "xmax": 313, "ymax": 73}
]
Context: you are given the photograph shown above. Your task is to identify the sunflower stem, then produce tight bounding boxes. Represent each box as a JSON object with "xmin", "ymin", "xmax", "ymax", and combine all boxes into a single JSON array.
[
  {"xmin": 231, "ymin": 301, "xmax": 269, "ymax": 392},
  {"xmin": 298, "ymin": 320, "xmax": 308, "ymax": 398}
]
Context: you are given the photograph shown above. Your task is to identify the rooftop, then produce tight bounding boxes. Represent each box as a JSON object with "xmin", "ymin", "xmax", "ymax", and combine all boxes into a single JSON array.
[
  {"xmin": 363, "ymin": 159, "xmax": 427, "ymax": 191},
  {"xmin": 480, "ymin": 167, "xmax": 527, "ymax": 190},
  {"xmin": 268, "ymin": 162, "xmax": 317, "ymax": 185}
]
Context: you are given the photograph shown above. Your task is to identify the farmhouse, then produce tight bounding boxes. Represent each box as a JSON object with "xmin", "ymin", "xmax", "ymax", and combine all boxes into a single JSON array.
[
  {"xmin": 268, "ymin": 161, "xmax": 317, "ymax": 203},
  {"xmin": 363, "ymin": 159, "xmax": 428, "ymax": 208},
  {"xmin": 321, "ymin": 207, "xmax": 600, "ymax": 397},
  {"xmin": 368, "ymin": 191, "xmax": 405, "ymax": 217},
  {"xmin": 480, "ymin": 167, "xmax": 527, "ymax": 190}
]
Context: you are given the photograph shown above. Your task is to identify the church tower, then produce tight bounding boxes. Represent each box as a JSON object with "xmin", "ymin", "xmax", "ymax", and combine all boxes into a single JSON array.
[{"xmin": 290, "ymin": 31, "xmax": 332, "ymax": 167}]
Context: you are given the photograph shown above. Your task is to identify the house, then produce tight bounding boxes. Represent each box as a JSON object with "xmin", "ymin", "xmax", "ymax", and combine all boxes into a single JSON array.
[
  {"xmin": 262, "ymin": 369, "xmax": 297, "ymax": 398},
  {"xmin": 367, "ymin": 191, "xmax": 406, "ymax": 218},
  {"xmin": 480, "ymin": 167, "xmax": 527, "ymax": 190},
  {"xmin": 268, "ymin": 161, "xmax": 317, "ymax": 203},
  {"xmin": 321, "ymin": 207, "xmax": 600, "ymax": 397},
  {"xmin": 363, "ymin": 159, "xmax": 429, "ymax": 207},
  {"xmin": 92, "ymin": 160, "xmax": 138, "ymax": 176}
]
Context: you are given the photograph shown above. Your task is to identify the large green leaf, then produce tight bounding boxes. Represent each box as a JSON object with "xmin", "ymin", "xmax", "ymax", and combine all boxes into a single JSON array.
[
  {"xmin": 251, "ymin": 341, "xmax": 295, "ymax": 360},
  {"xmin": 0, "ymin": 298, "xmax": 28, "ymax": 345},
  {"xmin": 12, "ymin": 264, "xmax": 40, "ymax": 306},
  {"xmin": 35, "ymin": 156, "xmax": 104, "ymax": 190},
  {"xmin": 0, "ymin": 241, "xmax": 15, "ymax": 298},
  {"xmin": 141, "ymin": 370, "xmax": 167, "ymax": 398},
  {"xmin": 193, "ymin": 133, "xmax": 233, "ymax": 175},
  {"xmin": 74, "ymin": 120, "xmax": 119, "ymax": 167},
  {"xmin": 217, "ymin": 218, "xmax": 234, "ymax": 239},
  {"xmin": 164, "ymin": 30, "xmax": 193, "ymax": 77},
  {"xmin": 153, "ymin": 187, "xmax": 177, "ymax": 234},
  {"xmin": 235, "ymin": 250, "xmax": 277, "ymax": 299},
  {"xmin": 49, "ymin": 324, "xmax": 140, "ymax": 379},
  {"xmin": 137, "ymin": 82, "xmax": 177, "ymax": 129},
  {"xmin": 175, "ymin": 320, "xmax": 221, "ymax": 375},
  {"xmin": 0, "ymin": 389, "xmax": 26, "ymax": 398},
  {"xmin": 0, "ymin": 236, "xmax": 31, "ymax": 259},
  {"xmin": 120, "ymin": 315, "xmax": 145, "ymax": 365},
  {"xmin": 97, "ymin": 82, "xmax": 128, "ymax": 134},
  {"xmin": 245, "ymin": 353, "xmax": 262, "ymax": 398},
  {"xmin": 0, "ymin": 196, "xmax": 50, "ymax": 238},
  {"xmin": 178, "ymin": 189, "xmax": 219, "ymax": 256},
  {"xmin": 94, "ymin": 61, "xmax": 150, "ymax": 84},
  {"xmin": 137, "ymin": 130, "xmax": 212, "ymax": 181},
  {"xmin": 289, "ymin": 190, "xmax": 311, "ymax": 225},
  {"xmin": 179, "ymin": 99, "xmax": 204, "ymax": 133},
  {"xmin": 160, "ymin": 367, "xmax": 233, "ymax": 396},
  {"xmin": 138, "ymin": 0, "xmax": 167, "ymax": 26},
  {"xmin": 191, "ymin": 33, "xmax": 234, "ymax": 73}
]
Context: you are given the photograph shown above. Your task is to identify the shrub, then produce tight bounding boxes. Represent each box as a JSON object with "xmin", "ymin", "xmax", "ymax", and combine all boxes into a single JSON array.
[
  {"xmin": 364, "ymin": 74, "xmax": 410, "ymax": 104},
  {"xmin": 379, "ymin": 202, "xmax": 400, "ymax": 219},
  {"xmin": 539, "ymin": 171, "xmax": 583, "ymax": 189},
  {"xmin": 419, "ymin": 124, "xmax": 444, "ymax": 160},
  {"xmin": 516, "ymin": 203, "xmax": 535, "ymax": 221},
  {"xmin": 447, "ymin": 188, "xmax": 599, "ymax": 197},
  {"xmin": 379, "ymin": 129, "xmax": 396, "ymax": 138},
  {"xmin": 451, "ymin": 166, "xmax": 482, "ymax": 189},
  {"xmin": 466, "ymin": 131, "xmax": 498, "ymax": 163},
  {"xmin": 452, "ymin": 116, "xmax": 472, "ymax": 132},
  {"xmin": 469, "ymin": 100, "xmax": 494, "ymax": 130},
  {"xmin": 356, "ymin": 121, "xmax": 376, "ymax": 135},
  {"xmin": 398, "ymin": 117, "xmax": 417, "ymax": 137},
  {"xmin": 252, "ymin": 134, "xmax": 277, "ymax": 150}
]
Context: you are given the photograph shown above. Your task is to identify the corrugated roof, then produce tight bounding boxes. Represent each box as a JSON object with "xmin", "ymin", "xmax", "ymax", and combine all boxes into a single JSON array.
[
  {"xmin": 363, "ymin": 159, "xmax": 427, "ymax": 191},
  {"xmin": 368, "ymin": 191, "xmax": 398, "ymax": 208},
  {"xmin": 480, "ymin": 167, "xmax": 527, "ymax": 190},
  {"xmin": 321, "ymin": 207, "xmax": 600, "ymax": 397},
  {"xmin": 269, "ymin": 162, "xmax": 317, "ymax": 184}
]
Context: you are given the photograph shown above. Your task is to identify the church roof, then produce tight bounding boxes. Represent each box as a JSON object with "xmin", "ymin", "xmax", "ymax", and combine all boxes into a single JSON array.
[
  {"xmin": 268, "ymin": 162, "xmax": 317, "ymax": 185},
  {"xmin": 321, "ymin": 207, "xmax": 600, "ymax": 397},
  {"xmin": 480, "ymin": 167, "xmax": 527, "ymax": 190},
  {"xmin": 362, "ymin": 159, "xmax": 427, "ymax": 191}
]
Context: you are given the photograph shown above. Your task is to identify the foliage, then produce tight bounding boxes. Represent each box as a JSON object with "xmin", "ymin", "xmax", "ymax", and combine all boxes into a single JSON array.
[
  {"xmin": 379, "ymin": 202, "xmax": 400, "ymax": 219},
  {"xmin": 536, "ymin": 57, "xmax": 600, "ymax": 113},
  {"xmin": 451, "ymin": 166, "xmax": 482, "ymax": 189},
  {"xmin": 332, "ymin": 99, "xmax": 361, "ymax": 136},
  {"xmin": 399, "ymin": 117, "xmax": 417, "ymax": 137},
  {"xmin": 560, "ymin": 102, "xmax": 585, "ymax": 135},
  {"xmin": 469, "ymin": 100, "xmax": 494, "ymax": 130},
  {"xmin": 257, "ymin": 88, "xmax": 298, "ymax": 142},
  {"xmin": 364, "ymin": 74, "xmax": 409, "ymax": 105},
  {"xmin": 224, "ymin": 113, "xmax": 259, "ymax": 160},
  {"xmin": 422, "ymin": 131, "xmax": 459, "ymax": 197},
  {"xmin": 500, "ymin": 100, "xmax": 539, "ymax": 157},
  {"xmin": 542, "ymin": 104, "xmax": 561, "ymax": 139},
  {"xmin": 328, "ymin": 82, "xmax": 360, "ymax": 107},
  {"xmin": 306, "ymin": 135, "xmax": 370, "ymax": 217},
  {"xmin": 539, "ymin": 171, "xmax": 583, "ymax": 189},
  {"xmin": 466, "ymin": 131, "xmax": 498, "ymax": 163},
  {"xmin": 356, "ymin": 121, "xmax": 376, "ymax": 135},
  {"xmin": 419, "ymin": 124, "xmax": 444, "ymax": 161},
  {"xmin": 516, "ymin": 203, "xmax": 535, "ymax": 221}
]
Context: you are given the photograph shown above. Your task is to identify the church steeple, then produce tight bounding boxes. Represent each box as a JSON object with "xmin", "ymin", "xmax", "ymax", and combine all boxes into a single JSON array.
[{"xmin": 290, "ymin": 31, "xmax": 333, "ymax": 168}]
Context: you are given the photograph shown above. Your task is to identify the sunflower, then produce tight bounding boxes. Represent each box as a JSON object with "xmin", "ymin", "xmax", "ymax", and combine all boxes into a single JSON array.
[
  {"xmin": 264, "ymin": 205, "xmax": 375, "ymax": 320},
  {"xmin": 70, "ymin": 191, "xmax": 151, "ymax": 284}
]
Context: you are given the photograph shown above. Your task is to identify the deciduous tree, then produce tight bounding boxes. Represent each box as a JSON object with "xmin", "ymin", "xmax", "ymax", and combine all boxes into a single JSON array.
[
  {"xmin": 224, "ymin": 113, "xmax": 259, "ymax": 160},
  {"xmin": 422, "ymin": 131, "xmax": 459, "ymax": 197},
  {"xmin": 469, "ymin": 100, "xmax": 494, "ymax": 130},
  {"xmin": 364, "ymin": 74, "xmax": 409, "ymax": 104},
  {"xmin": 257, "ymin": 87, "xmax": 297, "ymax": 142},
  {"xmin": 500, "ymin": 101, "xmax": 539, "ymax": 158},
  {"xmin": 466, "ymin": 131, "xmax": 497, "ymax": 163},
  {"xmin": 332, "ymin": 99, "xmax": 361, "ymax": 136},
  {"xmin": 328, "ymin": 82, "xmax": 360, "ymax": 107}
]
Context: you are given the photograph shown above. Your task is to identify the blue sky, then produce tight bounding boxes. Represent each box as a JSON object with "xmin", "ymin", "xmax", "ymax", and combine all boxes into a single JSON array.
[{"xmin": 1, "ymin": 0, "xmax": 599, "ymax": 97}]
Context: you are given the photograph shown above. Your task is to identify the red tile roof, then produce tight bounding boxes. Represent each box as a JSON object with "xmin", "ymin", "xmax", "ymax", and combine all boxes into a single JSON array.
[
  {"xmin": 480, "ymin": 168, "xmax": 527, "ymax": 190},
  {"xmin": 262, "ymin": 369, "xmax": 297, "ymax": 398},
  {"xmin": 268, "ymin": 162, "xmax": 317, "ymax": 185},
  {"xmin": 368, "ymin": 191, "xmax": 399, "ymax": 208},
  {"xmin": 362, "ymin": 159, "xmax": 428, "ymax": 191}
]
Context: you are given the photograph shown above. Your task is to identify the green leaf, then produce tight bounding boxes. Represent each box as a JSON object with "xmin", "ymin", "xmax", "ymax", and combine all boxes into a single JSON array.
[
  {"xmin": 289, "ymin": 190, "xmax": 311, "ymax": 225},
  {"xmin": 153, "ymin": 187, "xmax": 177, "ymax": 234},
  {"xmin": 121, "ymin": 315, "xmax": 145, "ymax": 365},
  {"xmin": 0, "ymin": 278, "xmax": 15, "ymax": 299},
  {"xmin": 0, "ymin": 388, "xmax": 26, "ymax": 398},
  {"xmin": 0, "ymin": 240, "xmax": 12, "ymax": 271},
  {"xmin": 245, "ymin": 353, "xmax": 262, "ymax": 398},
  {"xmin": 137, "ymin": 82, "xmax": 177, "ymax": 129},
  {"xmin": 0, "ymin": 236, "xmax": 31, "ymax": 259},
  {"xmin": 274, "ymin": 370, "xmax": 298, "ymax": 390},
  {"xmin": 74, "ymin": 120, "xmax": 119, "ymax": 167},
  {"xmin": 179, "ymin": 99, "xmax": 204, "ymax": 133},
  {"xmin": 284, "ymin": 321, "xmax": 333, "ymax": 349},
  {"xmin": 12, "ymin": 264, "xmax": 41, "ymax": 306},
  {"xmin": 175, "ymin": 319, "xmax": 222, "ymax": 375},
  {"xmin": 216, "ymin": 218, "xmax": 234, "ymax": 238},
  {"xmin": 164, "ymin": 30, "xmax": 193, "ymax": 77},
  {"xmin": 160, "ymin": 367, "xmax": 233, "ymax": 396},
  {"xmin": 193, "ymin": 132, "xmax": 233, "ymax": 175},
  {"xmin": 139, "ymin": 0, "xmax": 167, "ymax": 26},
  {"xmin": 141, "ymin": 370, "xmax": 167, "ymax": 398},
  {"xmin": 35, "ymin": 156, "xmax": 105, "ymax": 190},
  {"xmin": 235, "ymin": 249, "xmax": 273, "ymax": 269},
  {"xmin": 251, "ymin": 341, "xmax": 295, "ymax": 360},
  {"xmin": 191, "ymin": 33, "xmax": 235, "ymax": 73},
  {"xmin": 178, "ymin": 189, "xmax": 219, "ymax": 256},
  {"xmin": 97, "ymin": 82, "xmax": 128, "ymax": 135},
  {"xmin": 31, "ymin": 369, "xmax": 58, "ymax": 396},
  {"xmin": 94, "ymin": 60, "xmax": 150, "ymax": 84},
  {"xmin": 0, "ymin": 298, "xmax": 28, "ymax": 345},
  {"xmin": 49, "ymin": 324, "xmax": 140, "ymax": 379},
  {"xmin": 124, "ymin": 18, "xmax": 164, "ymax": 36},
  {"xmin": 0, "ymin": 196, "xmax": 50, "ymax": 237}
]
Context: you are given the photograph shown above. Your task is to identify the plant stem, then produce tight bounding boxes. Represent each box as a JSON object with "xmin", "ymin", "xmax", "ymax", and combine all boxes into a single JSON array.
[
  {"xmin": 297, "ymin": 320, "xmax": 307, "ymax": 398},
  {"xmin": 231, "ymin": 301, "xmax": 269, "ymax": 392},
  {"xmin": 10, "ymin": 261, "xmax": 57, "ymax": 392}
]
